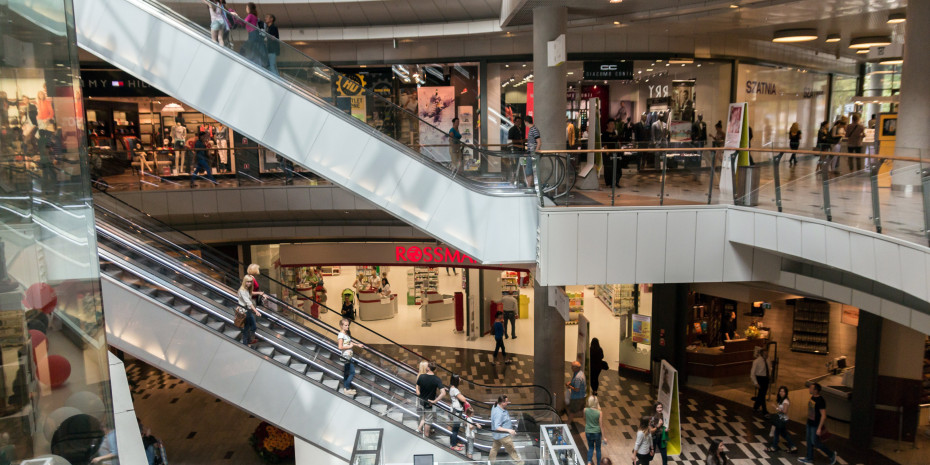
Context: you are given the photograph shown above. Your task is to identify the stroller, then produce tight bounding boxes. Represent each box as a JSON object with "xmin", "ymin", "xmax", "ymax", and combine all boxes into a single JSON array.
[{"xmin": 341, "ymin": 288, "xmax": 356, "ymax": 320}]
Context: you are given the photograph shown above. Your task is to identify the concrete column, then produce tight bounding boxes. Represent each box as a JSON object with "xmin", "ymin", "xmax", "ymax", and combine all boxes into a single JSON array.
[
  {"xmin": 534, "ymin": 282, "xmax": 566, "ymax": 408},
  {"xmin": 892, "ymin": 0, "xmax": 930, "ymax": 188},
  {"xmin": 486, "ymin": 63, "xmax": 502, "ymax": 147},
  {"xmin": 532, "ymin": 6, "xmax": 567, "ymax": 150},
  {"xmin": 849, "ymin": 311, "xmax": 882, "ymax": 447}
]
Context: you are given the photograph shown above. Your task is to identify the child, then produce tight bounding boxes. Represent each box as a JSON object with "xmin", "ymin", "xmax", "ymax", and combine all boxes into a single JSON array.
[
  {"xmin": 341, "ymin": 291, "xmax": 355, "ymax": 320},
  {"xmin": 464, "ymin": 406, "xmax": 481, "ymax": 459}
]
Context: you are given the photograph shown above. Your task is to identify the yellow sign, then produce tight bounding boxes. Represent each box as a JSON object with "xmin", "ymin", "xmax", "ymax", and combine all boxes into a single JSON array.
[{"xmin": 877, "ymin": 113, "xmax": 896, "ymax": 188}]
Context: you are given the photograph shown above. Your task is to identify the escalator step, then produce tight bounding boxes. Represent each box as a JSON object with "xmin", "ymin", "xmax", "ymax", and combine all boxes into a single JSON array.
[
  {"xmin": 402, "ymin": 419, "xmax": 418, "ymax": 430},
  {"xmin": 187, "ymin": 310, "xmax": 207, "ymax": 322},
  {"xmin": 256, "ymin": 345, "xmax": 275, "ymax": 357},
  {"xmin": 272, "ymin": 354, "xmax": 291, "ymax": 365},
  {"xmin": 322, "ymin": 379, "xmax": 340, "ymax": 390},
  {"xmin": 223, "ymin": 328, "xmax": 240, "ymax": 339},
  {"xmin": 371, "ymin": 402, "xmax": 388, "ymax": 415},
  {"xmin": 207, "ymin": 321, "xmax": 225, "ymax": 332},
  {"xmin": 356, "ymin": 396, "xmax": 372, "ymax": 407},
  {"xmin": 387, "ymin": 411, "xmax": 404, "ymax": 422},
  {"xmin": 289, "ymin": 362, "xmax": 307, "ymax": 374},
  {"xmin": 285, "ymin": 335, "xmax": 301, "ymax": 343},
  {"xmin": 306, "ymin": 371, "xmax": 323, "ymax": 382}
]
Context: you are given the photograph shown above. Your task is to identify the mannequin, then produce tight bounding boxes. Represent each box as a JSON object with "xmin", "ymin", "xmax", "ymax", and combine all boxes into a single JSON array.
[
  {"xmin": 171, "ymin": 122, "xmax": 187, "ymax": 172},
  {"xmin": 692, "ymin": 113, "xmax": 708, "ymax": 147}
]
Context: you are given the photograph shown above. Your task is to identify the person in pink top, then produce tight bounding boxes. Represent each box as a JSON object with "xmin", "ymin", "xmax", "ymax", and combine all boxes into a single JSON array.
[{"xmin": 240, "ymin": 2, "xmax": 268, "ymax": 67}]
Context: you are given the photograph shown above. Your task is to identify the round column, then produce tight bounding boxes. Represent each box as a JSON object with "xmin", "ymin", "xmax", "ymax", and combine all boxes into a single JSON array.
[
  {"xmin": 892, "ymin": 0, "xmax": 930, "ymax": 188},
  {"xmin": 532, "ymin": 6, "xmax": 567, "ymax": 151}
]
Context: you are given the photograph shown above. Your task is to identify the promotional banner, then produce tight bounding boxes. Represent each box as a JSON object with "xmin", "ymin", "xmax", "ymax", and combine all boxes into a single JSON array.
[
  {"xmin": 417, "ymin": 86, "xmax": 455, "ymax": 162},
  {"xmin": 721, "ymin": 102, "xmax": 748, "ymax": 193},
  {"xmin": 350, "ymin": 96, "xmax": 366, "ymax": 122},
  {"xmin": 458, "ymin": 106, "xmax": 479, "ymax": 171},
  {"xmin": 658, "ymin": 360, "xmax": 682, "ymax": 456},
  {"xmin": 631, "ymin": 314, "xmax": 651, "ymax": 344},
  {"xmin": 670, "ymin": 80, "xmax": 695, "ymax": 123},
  {"xmin": 577, "ymin": 314, "xmax": 589, "ymax": 376}
]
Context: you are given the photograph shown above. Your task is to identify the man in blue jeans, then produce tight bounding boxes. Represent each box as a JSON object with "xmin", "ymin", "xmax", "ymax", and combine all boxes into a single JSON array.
[
  {"xmin": 190, "ymin": 131, "xmax": 216, "ymax": 187},
  {"xmin": 800, "ymin": 383, "xmax": 836, "ymax": 464},
  {"xmin": 492, "ymin": 313, "xmax": 510, "ymax": 364}
]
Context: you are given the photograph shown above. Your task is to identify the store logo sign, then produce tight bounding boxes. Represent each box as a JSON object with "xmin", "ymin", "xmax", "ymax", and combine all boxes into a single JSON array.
[
  {"xmin": 395, "ymin": 246, "xmax": 477, "ymax": 264},
  {"xmin": 745, "ymin": 80, "xmax": 777, "ymax": 95},
  {"xmin": 648, "ymin": 84, "xmax": 669, "ymax": 98}
]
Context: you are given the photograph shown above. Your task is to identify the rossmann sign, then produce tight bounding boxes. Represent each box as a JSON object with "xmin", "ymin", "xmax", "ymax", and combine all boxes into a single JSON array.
[{"xmin": 395, "ymin": 245, "xmax": 477, "ymax": 264}]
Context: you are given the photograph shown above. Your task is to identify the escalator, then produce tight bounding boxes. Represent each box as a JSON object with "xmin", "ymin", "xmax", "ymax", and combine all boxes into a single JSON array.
[
  {"xmin": 74, "ymin": 0, "xmax": 540, "ymax": 265},
  {"xmin": 93, "ymin": 190, "xmax": 560, "ymax": 462}
]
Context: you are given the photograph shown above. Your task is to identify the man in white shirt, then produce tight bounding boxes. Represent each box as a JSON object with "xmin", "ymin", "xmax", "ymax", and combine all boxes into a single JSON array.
[
  {"xmin": 501, "ymin": 294, "xmax": 518, "ymax": 339},
  {"xmin": 750, "ymin": 347, "xmax": 770, "ymax": 414}
]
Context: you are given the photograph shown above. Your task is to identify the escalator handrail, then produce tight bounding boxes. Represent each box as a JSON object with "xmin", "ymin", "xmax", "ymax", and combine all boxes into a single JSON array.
[
  {"xmin": 92, "ymin": 188, "xmax": 555, "ymax": 406},
  {"xmin": 98, "ymin": 244, "xmax": 558, "ymax": 446},
  {"xmin": 103, "ymin": 0, "xmax": 535, "ymax": 197}
]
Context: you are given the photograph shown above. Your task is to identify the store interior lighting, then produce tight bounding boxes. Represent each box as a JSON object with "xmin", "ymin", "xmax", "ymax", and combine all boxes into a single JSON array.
[
  {"xmin": 848, "ymin": 36, "xmax": 892, "ymax": 49},
  {"xmin": 609, "ymin": 0, "xmax": 623, "ymax": 3},
  {"xmin": 825, "ymin": 34, "xmax": 841, "ymax": 43},
  {"xmin": 772, "ymin": 28, "xmax": 818, "ymax": 43},
  {"xmin": 887, "ymin": 12, "xmax": 906, "ymax": 24},
  {"xmin": 879, "ymin": 58, "xmax": 904, "ymax": 65},
  {"xmin": 855, "ymin": 49, "xmax": 869, "ymax": 54}
]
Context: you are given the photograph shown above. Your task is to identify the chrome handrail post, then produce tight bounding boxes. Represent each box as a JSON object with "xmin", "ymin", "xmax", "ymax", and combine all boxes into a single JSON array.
[
  {"xmin": 773, "ymin": 152, "xmax": 784, "ymax": 212},
  {"xmin": 819, "ymin": 155, "xmax": 833, "ymax": 222},
  {"xmin": 706, "ymin": 148, "xmax": 716, "ymax": 205},
  {"xmin": 869, "ymin": 158, "xmax": 885, "ymax": 234},
  {"xmin": 659, "ymin": 151, "xmax": 668, "ymax": 206}
]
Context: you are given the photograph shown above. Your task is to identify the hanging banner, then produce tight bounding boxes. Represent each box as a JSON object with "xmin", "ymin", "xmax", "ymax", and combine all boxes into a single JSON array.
[
  {"xmin": 458, "ymin": 106, "xmax": 479, "ymax": 171},
  {"xmin": 670, "ymin": 80, "xmax": 695, "ymax": 123},
  {"xmin": 720, "ymin": 102, "xmax": 748, "ymax": 194},
  {"xmin": 417, "ymin": 86, "xmax": 455, "ymax": 162},
  {"xmin": 631, "ymin": 313, "xmax": 651, "ymax": 345},
  {"xmin": 576, "ymin": 314, "xmax": 589, "ymax": 376},
  {"xmin": 658, "ymin": 360, "xmax": 682, "ymax": 456},
  {"xmin": 350, "ymin": 96, "xmax": 366, "ymax": 122}
]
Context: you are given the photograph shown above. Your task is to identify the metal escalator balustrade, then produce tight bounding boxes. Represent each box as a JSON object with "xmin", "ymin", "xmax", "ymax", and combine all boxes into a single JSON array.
[
  {"xmin": 92, "ymin": 189, "xmax": 554, "ymax": 410},
  {"xmin": 97, "ymin": 234, "xmax": 555, "ymax": 460}
]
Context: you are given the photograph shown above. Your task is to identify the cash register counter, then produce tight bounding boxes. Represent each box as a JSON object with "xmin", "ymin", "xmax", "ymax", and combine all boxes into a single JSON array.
[
  {"xmin": 686, "ymin": 339, "xmax": 767, "ymax": 386},
  {"xmin": 421, "ymin": 291, "xmax": 454, "ymax": 323},
  {"xmin": 357, "ymin": 290, "xmax": 397, "ymax": 321}
]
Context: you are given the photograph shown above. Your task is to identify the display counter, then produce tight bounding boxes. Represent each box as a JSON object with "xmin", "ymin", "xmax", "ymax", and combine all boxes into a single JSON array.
[
  {"xmin": 421, "ymin": 291, "xmax": 454, "ymax": 324},
  {"xmin": 805, "ymin": 368, "xmax": 854, "ymax": 422},
  {"xmin": 358, "ymin": 290, "xmax": 397, "ymax": 321},
  {"xmin": 686, "ymin": 338, "xmax": 767, "ymax": 385}
]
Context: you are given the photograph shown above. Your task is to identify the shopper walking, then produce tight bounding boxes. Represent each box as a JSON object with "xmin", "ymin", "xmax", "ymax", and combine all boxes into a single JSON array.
[
  {"xmin": 263, "ymin": 14, "xmax": 280, "ymax": 75},
  {"xmin": 589, "ymin": 338, "xmax": 605, "ymax": 396},
  {"xmin": 523, "ymin": 116, "xmax": 540, "ymax": 188},
  {"xmin": 765, "ymin": 386, "xmax": 798, "ymax": 453},
  {"xmin": 337, "ymin": 318, "xmax": 364, "ymax": 396},
  {"xmin": 566, "ymin": 360, "xmax": 586, "ymax": 427},
  {"xmin": 650, "ymin": 402, "xmax": 669, "ymax": 465},
  {"xmin": 506, "ymin": 116, "xmax": 526, "ymax": 182},
  {"xmin": 800, "ymin": 383, "xmax": 837, "ymax": 464},
  {"xmin": 246, "ymin": 263, "xmax": 264, "ymax": 307},
  {"xmin": 448, "ymin": 374, "xmax": 468, "ymax": 451},
  {"xmin": 602, "ymin": 119, "xmax": 621, "ymax": 187},
  {"xmin": 501, "ymin": 293, "xmax": 517, "ymax": 339},
  {"xmin": 828, "ymin": 117, "xmax": 847, "ymax": 173},
  {"xmin": 208, "ymin": 0, "xmax": 229, "ymax": 47},
  {"xmin": 190, "ymin": 131, "xmax": 217, "ymax": 187},
  {"xmin": 751, "ymin": 347, "xmax": 770, "ymax": 414},
  {"xmin": 449, "ymin": 117, "xmax": 464, "ymax": 174},
  {"xmin": 492, "ymin": 313, "xmax": 509, "ymax": 364},
  {"xmin": 788, "ymin": 122, "xmax": 801, "ymax": 165},
  {"xmin": 632, "ymin": 416, "xmax": 653, "ymax": 465},
  {"xmin": 845, "ymin": 113, "xmax": 865, "ymax": 171},
  {"xmin": 706, "ymin": 438, "xmax": 729, "ymax": 465},
  {"xmin": 584, "ymin": 396, "xmax": 606, "ymax": 465},
  {"xmin": 238, "ymin": 275, "xmax": 261, "ymax": 346},
  {"xmin": 489, "ymin": 395, "xmax": 524, "ymax": 465},
  {"xmin": 416, "ymin": 362, "xmax": 446, "ymax": 438}
]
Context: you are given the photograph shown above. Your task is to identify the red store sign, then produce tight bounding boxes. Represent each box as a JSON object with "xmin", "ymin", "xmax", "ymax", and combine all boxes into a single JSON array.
[{"xmin": 395, "ymin": 245, "xmax": 477, "ymax": 264}]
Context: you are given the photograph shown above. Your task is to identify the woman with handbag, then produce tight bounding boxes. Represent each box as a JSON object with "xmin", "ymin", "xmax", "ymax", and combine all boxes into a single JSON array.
[
  {"xmin": 238, "ymin": 275, "xmax": 261, "ymax": 346},
  {"xmin": 590, "ymin": 338, "xmax": 606, "ymax": 396},
  {"xmin": 650, "ymin": 402, "xmax": 668, "ymax": 465},
  {"xmin": 766, "ymin": 385, "xmax": 798, "ymax": 453},
  {"xmin": 448, "ymin": 374, "xmax": 468, "ymax": 451},
  {"xmin": 584, "ymin": 396, "xmax": 606, "ymax": 465},
  {"xmin": 632, "ymin": 416, "xmax": 653, "ymax": 465},
  {"xmin": 337, "ymin": 318, "xmax": 363, "ymax": 396}
]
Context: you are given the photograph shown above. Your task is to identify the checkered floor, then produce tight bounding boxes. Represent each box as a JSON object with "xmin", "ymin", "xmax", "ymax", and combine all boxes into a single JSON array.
[{"xmin": 122, "ymin": 344, "xmax": 898, "ymax": 465}]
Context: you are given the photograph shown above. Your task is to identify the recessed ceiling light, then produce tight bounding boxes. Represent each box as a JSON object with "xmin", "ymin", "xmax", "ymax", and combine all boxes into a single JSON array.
[
  {"xmin": 610, "ymin": 0, "xmax": 623, "ymax": 3},
  {"xmin": 825, "ymin": 34, "xmax": 841, "ymax": 43},
  {"xmin": 887, "ymin": 12, "xmax": 905, "ymax": 24},
  {"xmin": 522, "ymin": 64, "xmax": 526, "ymax": 67},
  {"xmin": 849, "ymin": 36, "xmax": 892, "ymax": 49},
  {"xmin": 669, "ymin": 58, "xmax": 693, "ymax": 64},
  {"xmin": 772, "ymin": 29, "xmax": 818, "ymax": 43},
  {"xmin": 613, "ymin": 21, "xmax": 620, "ymax": 25},
  {"xmin": 505, "ymin": 64, "xmax": 509, "ymax": 68},
  {"xmin": 567, "ymin": 72, "xmax": 574, "ymax": 75},
  {"xmin": 646, "ymin": 68, "xmax": 653, "ymax": 71},
  {"xmin": 729, "ymin": 4, "xmax": 738, "ymax": 8},
  {"xmin": 879, "ymin": 58, "xmax": 903, "ymax": 65},
  {"xmin": 856, "ymin": 49, "xmax": 869, "ymax": 54}
]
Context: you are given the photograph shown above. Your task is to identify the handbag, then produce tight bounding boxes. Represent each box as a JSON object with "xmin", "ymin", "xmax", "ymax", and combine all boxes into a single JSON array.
[
  {"xmin": 234, "ymin": 312, "xmax": 246, "ymax": 328},
  {"xmin": 341, "ymin": 349, "xmax": 353, "ymax": 362}
]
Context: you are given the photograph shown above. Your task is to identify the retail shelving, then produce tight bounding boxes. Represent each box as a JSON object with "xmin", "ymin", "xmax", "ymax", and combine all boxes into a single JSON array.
[
  {"xmin": 594, "ymin": 284, "xmax": 636, "ymax": 315},
  {"xmin": 356, "ymin": 266, "xmax": 378, "ymax": 288},
  {"xmin": 320, "ymin": 266, "xmax": 340, "ymax": 276},
  {"xmin": 407, "ymin": 267, "xmax": 438, "ymax": 305},
  {"xmin": 502, "ymin": 271, "xmax": 520, "ymax": 296},
  {"xmin": 790, "ymin": 299, "xmax": 830, "ymax": 354}
]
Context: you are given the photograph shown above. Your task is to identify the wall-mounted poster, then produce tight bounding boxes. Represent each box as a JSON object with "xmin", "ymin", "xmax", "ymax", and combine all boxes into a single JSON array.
[
  {"xmin": 458, "ymin": 106, "xmax": 479, "ymax": 171},
  {"xmin": 610, "ymin": 100, "xmax": 635, "ymax": 126},
  {"xmin": 669, "ymin": 121, "xmax": 692, "ymax": 143},
  {"xmin": 417, "ymin": 86, "xmax": 455, "ymax": 162},
  {"xmin": 671, "ymin": 80, "xmax": 695, "ymax": 122},
  {"xmin": 631, "ymin": 314, "xmax": 651, "ymax": 345}
]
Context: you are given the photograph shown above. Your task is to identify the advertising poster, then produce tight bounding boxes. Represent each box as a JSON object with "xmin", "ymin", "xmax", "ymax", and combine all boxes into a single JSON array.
[
  {"xmin": 658, "ymin": 360, "xmax": 682, "ymax": 456},
  {"xmin": 577, "ymin": 314, "xmax": 589, "ymax": 375},
  {"xmin": 721, "ymin": 102, "xmax": 748, "ymax": 193},
  {"xmin": 350, "ymin": 96, "xmax": 366, "ymax": 122},
  {"xmin": 668, "ymin": 121, "xmax": 692, "ymax": 143},
  {"xmin": 671, "ymin": 80, "xmax": 695, "ymax": 123},
  {"xmin": 458, "ymin": 106, "xmax": 479, "ymax": 171},
  {"xmin": 417, "ymin": 86, "xmax": 455, "ymax": 162},
  {"xmin": 610, "ymin": 100, "xmax": 634, "ymax": 126},
  {"xmin": 631, "ymin": 314, "xmax": 651, "ymax": 345}
]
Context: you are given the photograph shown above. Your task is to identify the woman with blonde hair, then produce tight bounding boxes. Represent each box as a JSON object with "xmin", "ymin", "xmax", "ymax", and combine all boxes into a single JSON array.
[
  {"xmin": 246, "ymin": 263, "xmax": 264, "ymax": 307},
  {"xmin": 238, "ymin": 275, "xmax": 261, "ymax": 346},
  {"xmin": 585, "ymin": 395, "xmax": 606, "ymax": 465}
]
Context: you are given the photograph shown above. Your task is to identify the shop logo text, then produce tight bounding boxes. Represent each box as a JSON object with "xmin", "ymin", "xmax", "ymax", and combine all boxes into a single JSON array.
[
  {"xmin": 395, "ymin": 246, "xmax": 477, "ymax": 264},
  {"xmin": 745, "ymin": 81, "xmax": 777, "ymax": 95}
]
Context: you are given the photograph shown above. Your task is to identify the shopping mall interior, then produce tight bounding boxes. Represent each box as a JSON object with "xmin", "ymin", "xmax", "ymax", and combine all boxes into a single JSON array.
[{"xmin": 2, "ymin": 0, "xmax": 929, "ymax": 464}]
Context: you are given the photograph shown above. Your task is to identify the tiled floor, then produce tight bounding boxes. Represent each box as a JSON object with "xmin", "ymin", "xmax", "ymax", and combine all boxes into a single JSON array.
[{"xmin": 125, "ymin": 340, "xmax": 906, "ymax": 465}]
